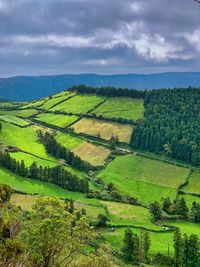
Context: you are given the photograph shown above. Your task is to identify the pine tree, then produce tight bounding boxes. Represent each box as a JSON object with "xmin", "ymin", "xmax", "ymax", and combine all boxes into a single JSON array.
[
  {"xmin": 173, "ymin": 228, "xmax": 183, "ymax": 267},
  {"xmin": 149, "ymin": 201, "xmax": 162, "ymax": 222},
  {"xmin": 122, "ymin": 229, "xmax": 134, "ymax": 263},
  {"xmin": 187, "ymin": 234, "xmax": 200, "ymax": 267},
  {"xmin": 176, "ymin": 197, "xmax": 189, "ymax": 218},
  {"xmin": 162, "ymin": 197, "xmax": 172, "ymax": 213},
  {"xmin": 140, "ymin": 230, "xmax": 151, "ymax": 263}
]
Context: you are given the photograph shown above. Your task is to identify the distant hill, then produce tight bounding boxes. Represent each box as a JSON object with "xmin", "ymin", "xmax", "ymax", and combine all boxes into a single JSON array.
[{"xmin": 1, "ymin": 72, "xmax": 200, "ymax": 101}]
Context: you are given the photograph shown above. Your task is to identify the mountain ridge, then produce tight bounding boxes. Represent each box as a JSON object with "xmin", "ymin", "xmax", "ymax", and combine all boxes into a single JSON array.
[{"xmin": 1, "ymin": 72, "xmax": 200, "ymax": 101}]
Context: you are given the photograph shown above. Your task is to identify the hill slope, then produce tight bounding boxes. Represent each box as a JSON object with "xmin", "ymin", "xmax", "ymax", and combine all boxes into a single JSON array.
[{"xmin": 1, "ymin": 72, "xmax": 200, "ymax": 101}]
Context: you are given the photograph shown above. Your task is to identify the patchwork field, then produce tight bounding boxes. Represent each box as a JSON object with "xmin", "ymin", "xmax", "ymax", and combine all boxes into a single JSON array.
[
  {"xmin": 21, "ymin": 98, "xmax": 47, "ymax": 108},
  {"xmin": 0, "ymin": 101, "xmax": 21, "ymax": 109},
  {"xmin": 92, "ymin": 97, "xmax": 144, "ymax": 121},
  {"xmin": 35, "ymin": 113, "xmax": 79, "ymax": 128},
  {"xmin": 1, "ymin": 122, "xmax": 55, "ymax": 161},
  {"xmin": 10, "ymin": 152, "xmax": 57, "ymax": 167},
  {"xmin": 182, "ymin": 171, "xmax": 200, "ymax": 195},
  {"xmin": 50, "ymin": 94, "xmax": 105, "ymax": 114},
  {"xmin": 73, "ymin": 141, "xmax": 111, "ymax": 166},
  {"xmin": 39, "ymin": 93, "xmax": 75, "ymax": 110},
  {"xmin": 72, "ymin": 117, "xmax": 133, "ymax": 143},
  {"xmin": 163, "ymin": 220, "xmax": 200, "ymax": 236},
  {"xmin": 0, "ymin": 115, "xmax": 30, "ymax": 126},
  {"xmin": 0, "ymin": 108, "xmax": 38, "ymax": 118},
  {"xmin": 100, "ymin": 227, "xmax": 174, "ymax": 256},
  {"xmin": 97, "ymin": 154, "xmax": 189, "ymax": 205},
  {"xmin": 55, "ymin": 132, "xmax": 83, "ymax": 150},
  {"xmin": 178, "ymin": 194, "xmax": 200, "ymax": 208}
]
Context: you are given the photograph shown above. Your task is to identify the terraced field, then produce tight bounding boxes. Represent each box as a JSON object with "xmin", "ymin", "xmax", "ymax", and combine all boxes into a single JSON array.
[
  {"xmin": 50, "ymin": 94, "xmax": 105, "ymax": 114},
  {"xmin": 182, "ymin": 171, "xmax": 200, "ymax": 195},
  {"xmin": 92, "ymin": 97, "xmax": 144, "ymax": 121},
  {"xmin": 35, "ymin": 113, "xmax": 79, "ymax": 128},
  {"xmin": 97, "ymin": 154, "xmax": 190, "ymax": 205},
  {"xmin": 0, "ymin": 108, "xmax": 38, "ymax": 118},
  {"xmin": 0, "ymin": 115, "xmax": 30, "ymax": 126},
  {"xmin": 21, "ymin": 98, "xmax": 47, "ymax": 108},
  {"xmin": 73, "ymin": 141, "xmax": 111, "ymax": 166},
  {"xmin": 72, "ymin": 117, "xmax": 133, "ymax": 143},
  {"xmin": 39, "ymin": 93, "xmax": 75, "ymax": 110}
]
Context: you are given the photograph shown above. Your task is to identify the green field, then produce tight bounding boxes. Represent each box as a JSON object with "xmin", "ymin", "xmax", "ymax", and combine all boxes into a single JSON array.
[
  {"xmin": 0, "ymin": 101, "xmax": 21, "ymax": 109},
  {"xmin": 39, "ymin": 93, "xmax": 75, "ymax": 110},
  {"xmin": 35, "ymin": 113, "xmax": 79, "ymax": 128},
  {"xmin": 21, "ymin": 98, "xmax": 47, "ymax": 109},
  {"xmin": 10, "ymin": 152, "xmax": 57, "ymax": 167},
  {"xmin": 1, "ymin": 122, "xmax": 55, "ymax": 161},
  {"xmin": 72, "ymin": 117, "xmax": 133, "ymax": 143},
  {"xmin": 97, "ymin": 154, "xmax": 190, "ymax": 205},
  {"xmin": 51, "ymin": 94, "xmax": 105, "ymax": 114},
  {"xmin": 100, "ymin": 227, "xmax": 174, "ymax": 256},
  {"xmin": 92, "ymin": 97, "xmax": 144, "ymax": 121},
  {"xmin": 182, "ymin": 171, "xmax": 200, "ymax": 195},
  {"xmin": 51, "ymin": 90, "xmax": 69, "ymax": 98},
  {"xmin": 55, "ymin": 132, "xmax": 83, "ymax": 150},
  {"xmin": 177, "ymin": 194, "xmax": 200, "ymax": 208},
  {"xmin": 0, "ymin": 108, "xmax": 38, "ymax": 118},
  {"xmin": 73, "ymin": 141, "xmax": 111, "ymax": 166},
  {"xmin": 0, "ymin": 115, "xmax": 30, "ymax": 126},
  {"xmin": 163, "ymin": 220, "xmax": 200, "ymax": 236}
]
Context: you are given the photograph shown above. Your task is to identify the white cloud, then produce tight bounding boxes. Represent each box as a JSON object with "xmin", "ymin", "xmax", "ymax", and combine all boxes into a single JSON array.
[{"xmin": 184, "ymin": 30, "xmax": 200, "ymax": 52}]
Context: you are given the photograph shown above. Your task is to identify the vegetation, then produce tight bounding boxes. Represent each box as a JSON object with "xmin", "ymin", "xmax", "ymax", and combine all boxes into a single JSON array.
[
  {"xmin": 182, "ymin": 171, "xmax": 200, "ymax": 195},
  {"xmin": 72, "ymin": 117, "xmax": 133, "ymax": 143},
  {"xmin": 0, "ymin": 115, "xmax": 30, "ymax": 126},
  {"xmin": 39, "ymin": 92, "xmax": 75, "ymax": 110},
  {"xmin": 55, "ymin": 132, "xmax": 83, "ymax": 150},
  {"xmin": 0, "ymin": 108, "xmax": 38, "ymax": 118}
]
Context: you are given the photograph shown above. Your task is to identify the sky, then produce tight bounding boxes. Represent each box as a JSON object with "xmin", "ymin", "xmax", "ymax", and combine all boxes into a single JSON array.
[{"xmin": 0, "ymin": 0, "xmax": 200, "ymax": 77}]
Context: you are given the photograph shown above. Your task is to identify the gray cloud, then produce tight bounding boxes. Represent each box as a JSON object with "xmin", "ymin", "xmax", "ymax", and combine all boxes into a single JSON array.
[{"xmin": 0, "ymin": 0, "xmax": 200, "ymax": 76}]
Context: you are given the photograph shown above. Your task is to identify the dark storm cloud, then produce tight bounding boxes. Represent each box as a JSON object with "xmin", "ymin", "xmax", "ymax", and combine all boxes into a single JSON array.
[{"xmin": 0, "ymin": 0, "xmax": 200, "ymax": 76}]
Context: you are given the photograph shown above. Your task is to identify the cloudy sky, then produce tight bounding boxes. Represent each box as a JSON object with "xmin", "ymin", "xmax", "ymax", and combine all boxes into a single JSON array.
[{"xmin": 0, "ymin": 0, "xmax": 200, "ymax": 77}]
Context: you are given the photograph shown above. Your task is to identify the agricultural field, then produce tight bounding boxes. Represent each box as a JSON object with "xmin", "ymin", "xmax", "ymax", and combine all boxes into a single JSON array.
[
  {"xmin": 92, "ymin": 97, "xmax": 144, "ymax": 121},
  {"xmin": 97, "ymin": 154, "xmax": 190, "ymax": 205},
  {"xmin": 21, "ymin": 98, "xmax": 47, "ymax": 108},
  {"xmin": 1, "ymin": 122, "xmax": 55, "ymax": 161},
  {"xmin": 72, "ymin": 117, "xmax": 133, "ymax": 143},
  {"xmin": 100, "ymin": 227, "xmax": 174, "ymax": 256},
  {"xmin": 182, "ymin": 171, "xmax": 200, "ymax": 195},
  {"xmin": 10, "ymin": 152, "xmax": 57, "ymax": 167},
  {"xmin": 55, "ymin": 132, "xmax": 83, "ymax": 150},
  {"xmin": 39, "ymin": 93, "xmax": 75, "ymax": 110},
  {"xmin": 0, "ymin": 101, "xmax": 21, "ymax": 109},
  {"xmin": 51, "ymin": 90, "xmax": 69, "ymax": 98},
  {"xmin": 0, "ymin": 108, "xmax": 38, "ymax": 118},
  {"xmin": 73, "ymin": 141, "xmax": 111, "ymax": 166},
  {"xmin": 35, "ymin": 113, "xmax": 79, "ymax": 128},
  {"xmin": 50, "ymin": 94, "xmax": 105, "ymax": 114},
  {"xmin": 178, "ymin": 194, "xmax": 200, "ymax": 208},
  {"xmin": 163, "ymin": 220, "xmax": 200, "ymax": 236},
  {"xmin": 0, "ymin": 115, "xmax": 30, "ymax": 126}
]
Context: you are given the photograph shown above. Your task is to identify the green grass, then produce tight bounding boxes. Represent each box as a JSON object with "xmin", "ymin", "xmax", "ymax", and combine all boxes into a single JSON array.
[
  {"xmin": 0, "ymin": 167, "xmax": 99, "ymax": 205},
  {"xmin": 55, "ymin": 132, "xmax": 83, "ymax": 150},
  {"xmin": 0, "ymin": 108, "xmax": 38, "ymax": 118},
  {"xmin": 39, "ymin": 93, "xmax": 75, "ymax": 110},
  {"xmin": 177, "ymin": 194, "xmax": 200, "ymax": 208},
  {"xmin": 101, "ymin": 201, "xmax": 162, "ymax": 231},
  {"xmin": 0, "ymin": 115, "xmax": 30, "ymax": 126},
  {"xmin": 92, "ymin": 97, "xmax": 144, "ymax": 121},
  {"xmin": 10, "ymin": 152, "xmax": 57, "ymax": 167},
  {"xmin": 182, "ymin": 171, "xmax": 200, "ymax": 195},
  {"xmin": 0, "ymin": 101, "xmax": 20, "ymax": 109},
  {"xmin": 163, "ymin": 220, "xmax": 200, "ymax": 237},
  {"xmin": 63, "ymin": 165, "xmax": 88, "ymax": 179},
  {"xmin": 35, "ymin": 113, "xmax": 79, "ymax": 128},
  {"xmin": 51, "ymin": 94, "xmax": 105, "ymax": 114},
  {"xmin": 21, "ymin": 98, "xmax": 47, "ymax": 109},
  {"xmin": 97, "ymin": 154, "xmax": 190, "ymax": 205},
  {"xmin": 52, "ymin": 90, "xmax": 69, "ymax": 98},
  {"xmin": 100, "ymin": 227, "xmax": 174, "ymax": 256},
  {"xmin": 1, "ymin": 122, "xmax": 55, "ymax": 161}
]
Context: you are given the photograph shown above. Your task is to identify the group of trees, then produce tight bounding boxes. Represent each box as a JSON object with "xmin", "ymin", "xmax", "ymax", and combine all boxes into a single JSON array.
[
  {"xmin": 0, "ymin": 151, "xmax": 89, "ymax": 193},
  {"xmin": 69, "ymin": 84, "xmax": 145, "ymax": 98},
  {"xmin": 131, "ymin": 88, "xmax": 200, "ymax": 165},
  {"xmin": 38, "ymin": 130, "xmax": 94, "ymax": 172},
  {"xmin": 149, "ymin": 197, "xmax": 200, "ymax": 223},
  {"xmin": 122, "ymin": 229, "xmax": 151, "ymax": 265}
]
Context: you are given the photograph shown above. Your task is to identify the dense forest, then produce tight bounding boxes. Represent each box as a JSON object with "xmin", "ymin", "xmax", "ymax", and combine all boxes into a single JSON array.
[{"xmin": 131, "ymin": 88, "xmax": 200, "ymax": 165}]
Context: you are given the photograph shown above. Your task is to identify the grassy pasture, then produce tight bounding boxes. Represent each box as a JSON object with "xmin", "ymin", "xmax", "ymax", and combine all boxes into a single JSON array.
[
  {"xmin": 72, "ymin": 117, "xmax": 133, "ymax": 143},
  {"xmin": 101, "ymin": 201, "xmax": 162, "ymax": 231},
  {"xmin": 92, "ymin": 97, "xmax": 144, "ymax": 121},
  {"xmin": 178, "ymin": 194, "xmax": 200, "ymax": 208},
  {"xmin": 55, "ymin": 132, "xmax": 83, "ymax": 150},
  {"xmin": 97, "ymin": 154, "xmax": 189, "ymax": 205},
  {"xmin": 100, "ymin": 227, "xmax": 174, "ymax": 256},
  {"xmin": 35, "ymin": 113, "xmax": 79, "ymax": 128},
  {"xmin": 0, "ymin": 115, "xmax": 30, "ymax": 126},
  {"xmin": 52, "ymin": 90, "xmax": 69, "ymax": 98},
  {"xmin": 50, "ymin": 94, "xmax": 105, "ymax": 114},
  {"xmin": 0, "ymin": 108, "xmax": 38, "ymax": 118},
  {"xmin": 39, "ymin": 93, "xmax": 75, "ymax": 110},
  {"xmin": 73, "ymin": 141, "xmax": 111, "ymax": 166},
  {"xmin": 163, "ymin": 220, "xmax": 200, "ymax": 237},
  {"xmin": 182, "ymin": 171, "xmax": 200, "ymax": 195},
  {"xmin": 0, "ymin": 101, "xmax": 20, "ymax": 109},
  {"xmin": 10, "ymin": 152, "xmax": 57, "ymax": 167},
  {"xmin": 1, "ymin": 122, "xmax": 55, "ymax": 161},
  {"xmin": 21, "ymin": 98, "xmax": 47, "ymax": 109},
  {"xmin": 0, "ymin": 167, "xmax": 99, "ymax": 205}
]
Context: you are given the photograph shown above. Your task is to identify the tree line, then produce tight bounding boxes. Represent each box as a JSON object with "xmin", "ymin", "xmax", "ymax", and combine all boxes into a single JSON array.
[
  {"xmin": 37, "ymin": 130, "xmax": 95, "ymax": 172},
  {"xmin": 69, "ymin": 84, "xmax": 145, "ymax": 98},
  {"xmin": 0, "ymin": 151, "xmax": 89, "ymax": 193},
  {"xmin": 131, "ymin": 88, "xmax": 200, "ymax": 165}
]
